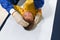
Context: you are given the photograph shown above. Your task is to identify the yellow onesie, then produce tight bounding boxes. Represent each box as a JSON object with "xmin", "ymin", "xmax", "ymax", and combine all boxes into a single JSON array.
[{"xmin": 14, "ymin": 0, "xmax": 42, "ymax": 17}]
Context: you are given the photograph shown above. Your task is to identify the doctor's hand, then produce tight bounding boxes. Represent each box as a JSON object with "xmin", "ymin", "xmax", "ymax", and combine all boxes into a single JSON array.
[
  {"xmin": 10, "ymin": 9, "xmax": 29, "ymax": 27},
  {"xmin": 34, "ymin": 9, "xmax": 42, "ymax": 24}
]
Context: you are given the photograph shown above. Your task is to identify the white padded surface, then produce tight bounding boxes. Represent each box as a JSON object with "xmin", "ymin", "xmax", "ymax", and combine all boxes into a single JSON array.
[
  {"xmin": 0, "ymin": 0, "xmax": 57, "ymax": 40},
  {"xmin": 0, "ymin": 4, "xmax": 8, "ymax": 27}
]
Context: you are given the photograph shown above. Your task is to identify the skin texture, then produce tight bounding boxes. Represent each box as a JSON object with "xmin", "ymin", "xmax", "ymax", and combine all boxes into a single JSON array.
[
  {"xmin": 23, "ymin": 9, "xmax": 42, "ymax": 30},
  {"xmin": 22, "ymin": 11, "xmax": 35, "ymax": 30},
  {"xmin": 23, "ymin": 11, "xmax": 34, "ymax": 23}
]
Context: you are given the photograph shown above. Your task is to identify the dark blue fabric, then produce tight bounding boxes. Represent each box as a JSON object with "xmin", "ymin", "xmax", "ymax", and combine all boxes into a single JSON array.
[
  {"xmin": 34, "ymin": 0, "xmax": 44, "ymax": 9},
  {"xmin": 51, "ymin": 0, "xmax": 60, "ymax": 40},
  {"xmin": 0, "ymin": 0, "xmax": 13, "ymax": 13},
  {"xmin": 0, "ymin": 0, "xmax": 44, "ymax": 13},
  {"xmin": 7, "ymin": 0, "xmax": 19, "ymax": 5},
  {"xmin": 8, "ymin": 0, "xmax": 44, "ymax": 9}
]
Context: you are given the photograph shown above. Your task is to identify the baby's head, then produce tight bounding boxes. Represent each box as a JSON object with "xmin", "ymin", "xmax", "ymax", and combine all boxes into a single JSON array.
[{"xmin": 23, "ymin": 11, "xmax": 34, "ymax": 23}]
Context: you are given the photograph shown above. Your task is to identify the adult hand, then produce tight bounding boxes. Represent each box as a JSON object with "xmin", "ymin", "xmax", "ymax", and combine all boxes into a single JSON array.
[
  {"xmin": 34, "ymin": 9, "xmax": 42, "ymax": 24},
  {"xmin": 12, "ymin": 11, "xmax": 29, "ymax": 27}
]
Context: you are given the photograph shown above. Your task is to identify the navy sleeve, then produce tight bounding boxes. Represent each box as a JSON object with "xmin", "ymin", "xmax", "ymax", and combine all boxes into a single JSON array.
[
  {"xmin": 7, "ymin": 0, "xmax": 19, "ymax": 5},
  {"xmin": 0, "ymin": 0, "xmax": 13, "ymax": 13},
  {"xmin": 34, "ymin": 0, "xmax": 44, "ymax": 9}
]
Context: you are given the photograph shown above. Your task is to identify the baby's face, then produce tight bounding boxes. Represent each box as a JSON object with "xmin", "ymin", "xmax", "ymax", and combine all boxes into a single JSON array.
[{"xmin": 23, "ymin": 12, "xmax": 34, "ymax": 23}]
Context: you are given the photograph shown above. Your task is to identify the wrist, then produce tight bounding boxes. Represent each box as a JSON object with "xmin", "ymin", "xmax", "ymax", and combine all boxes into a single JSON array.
[{"xmin": 10, "ymin": 9, "xmax": 16, "ymax": 15}]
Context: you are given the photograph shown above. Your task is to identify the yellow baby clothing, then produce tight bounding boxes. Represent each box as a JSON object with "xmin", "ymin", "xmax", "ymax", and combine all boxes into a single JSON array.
[{"xmin": 14, "ymin": 0, "xmax": 42, "ymax": 17}]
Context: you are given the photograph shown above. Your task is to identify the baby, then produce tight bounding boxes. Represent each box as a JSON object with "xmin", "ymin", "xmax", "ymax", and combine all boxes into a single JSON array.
[
  {"xmin": 14, "ymin": 0, "xmax": 42, "ymax": 30},
  {"xmin": 0, "ymin": 0, "xmax": 44, "ymax": 30}
]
